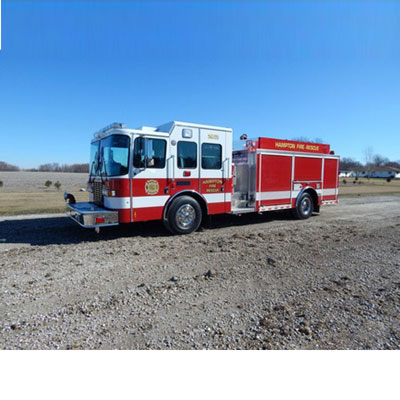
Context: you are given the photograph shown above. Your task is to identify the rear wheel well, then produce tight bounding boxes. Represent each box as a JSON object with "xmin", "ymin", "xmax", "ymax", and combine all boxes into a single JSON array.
[
  {"xmin": 303, "ymin": 188, "xmax": 319, "ymax": 213},
  {"xmin": 163, "ymin": 192, "xmax": 208, "ymax": 223}
]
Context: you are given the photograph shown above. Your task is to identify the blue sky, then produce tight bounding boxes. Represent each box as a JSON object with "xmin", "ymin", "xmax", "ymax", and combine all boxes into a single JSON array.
[{"xmin": 0, "ymin": 0, "xmax": 399, "ymax": 168}]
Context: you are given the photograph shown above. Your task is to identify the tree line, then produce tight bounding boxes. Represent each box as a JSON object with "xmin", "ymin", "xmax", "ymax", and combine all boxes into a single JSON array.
[
  {"xmin": 0, "ymin": 161, "xmax": 89, "ymax": 172},
  {"xmin": 340, "ymin": 149, "xmax": 400, "ymax": 171},
  {"xmin": 0, "ymin": 161, "xmax": 20, "ymax": 171},
  {"xmin": 37, "ymin": 163, "xmax": 89, "ymax": 173}
]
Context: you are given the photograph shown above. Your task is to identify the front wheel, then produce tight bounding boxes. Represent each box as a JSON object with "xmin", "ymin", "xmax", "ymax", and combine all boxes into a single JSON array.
[
  {"xmin": 165, "ymin": 196, "xmax": 203, "ymax": 234},
  {"xmin": 292, "ymin": 192, "xmax": 314, "ymax": 220}
]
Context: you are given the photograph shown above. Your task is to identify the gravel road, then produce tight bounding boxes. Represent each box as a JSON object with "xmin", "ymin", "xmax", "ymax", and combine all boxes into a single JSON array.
[{"xmin": 0, "ymin": 195, "xmax": 399, "ymax": 349}]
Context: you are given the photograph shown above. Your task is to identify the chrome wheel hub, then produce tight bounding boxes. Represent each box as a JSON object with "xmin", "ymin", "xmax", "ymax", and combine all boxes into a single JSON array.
[
  {"xmin": 301, "ymin": 197, "xmax": 312, "ymax": 215},
  {"xmin": 176, "ymin": 204, "xmax": 196, "ymax": 229}
]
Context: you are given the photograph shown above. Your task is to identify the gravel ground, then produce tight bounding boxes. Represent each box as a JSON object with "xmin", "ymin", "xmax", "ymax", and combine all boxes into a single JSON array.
[{"xmin": 0, "ymin": 195, "xmax": 399, "ymax": 349}]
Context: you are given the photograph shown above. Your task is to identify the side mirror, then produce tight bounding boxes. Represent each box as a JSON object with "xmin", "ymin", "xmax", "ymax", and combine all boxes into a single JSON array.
[
  {"xmin": 136, "ymin": 137, "xmax": 147, "ymax": 170},
  {"xmin": 147, "ymin": 157, "xmax": 155, "ymax": 167}
]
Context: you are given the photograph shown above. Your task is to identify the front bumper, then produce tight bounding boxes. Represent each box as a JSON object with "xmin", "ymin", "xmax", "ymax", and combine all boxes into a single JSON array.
[{"xmin": 66, "ymin": 201, "xmax": 119, "ymax": 228}]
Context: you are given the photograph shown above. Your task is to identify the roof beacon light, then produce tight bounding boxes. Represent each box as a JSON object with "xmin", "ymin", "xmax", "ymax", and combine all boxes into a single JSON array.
[{"xmin": 94, "ymin": 122, "xmax": 126, "ymax": 138}]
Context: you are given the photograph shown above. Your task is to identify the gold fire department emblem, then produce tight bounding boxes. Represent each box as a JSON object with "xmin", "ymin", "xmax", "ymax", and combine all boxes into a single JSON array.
[{"xmin": 145, "ymin": 180, "xmax": 159, "ymax": 195}]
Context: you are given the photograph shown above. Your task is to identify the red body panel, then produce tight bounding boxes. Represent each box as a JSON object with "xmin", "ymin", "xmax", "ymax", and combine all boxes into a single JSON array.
[
  {"xmin": 259, "ymin": 155, "xmax": 292, "ymax": 192},
  {"xmin": 324, "ymin": 159, "xmax": 339, "ymax": 188},
  {"xmin": 105, "ymin": 178, "xmax": 130, "ymax": 197},
  {"xmin": 132, "ymin": 207, "xmax": 163, "ymax": 222},
  {"xmin": 118, "ymin": 209, "xmax": 131, "ymax": 223},
  {"xmin": 294, "ymin": 157, "xmax": 322, "ymax": 181}
]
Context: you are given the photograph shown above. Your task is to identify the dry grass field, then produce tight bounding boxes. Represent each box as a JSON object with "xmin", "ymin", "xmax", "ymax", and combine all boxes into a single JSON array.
[
  {"xmin": 0, "ymin": 172, "xmax": 399, "ymax": 215},
  {"xmin": 0, "ymin": 191, "xmax": 88, "ymax": 215},
  {"xmin": 0, "ymin": 172, "xmax": 88, "ymax": 215},
  {"xmin": 339, "ymin": 177, "xmax": 400, "ymax": 196}
]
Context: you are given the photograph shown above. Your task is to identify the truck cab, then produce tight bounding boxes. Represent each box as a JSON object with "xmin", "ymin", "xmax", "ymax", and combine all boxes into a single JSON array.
[{"xmin": 66, "ymin": 121, "xmax": 233, "ymax": 233}]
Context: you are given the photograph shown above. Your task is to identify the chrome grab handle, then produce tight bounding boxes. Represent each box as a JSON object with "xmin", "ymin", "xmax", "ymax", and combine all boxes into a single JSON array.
[
  {"xmin": 222, "ymin": 157, "xmax": 229, "ymax": 182},
  {"xmin": 167, "ymin": 155, "xmax": 175, "ymax": 183}
]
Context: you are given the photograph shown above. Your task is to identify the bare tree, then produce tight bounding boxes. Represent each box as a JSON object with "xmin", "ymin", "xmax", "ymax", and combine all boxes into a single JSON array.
[
  {"xmin": 291, "ymin": 136, "xmax": 325, "ymax": 143},
  {"xmin": 385, "ymin": 160, "xmax": 400, "ymax": 169},
  {"xmin": 372, "ymin": 154, "xmax": 389, "ymax": 167},
  {"xmin": 362, "ymin": 147, "xmax": 375, "ymax": 179},
  {"xmin": 363, "ymin": 147, "xmax": 374, "ymax": 166},
  {"xmin": 340, "ymin": 157, "xmax": 362, "ymax": 170}
]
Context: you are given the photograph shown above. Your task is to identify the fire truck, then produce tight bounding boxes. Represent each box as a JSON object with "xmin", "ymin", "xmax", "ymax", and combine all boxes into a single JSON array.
[{"xmin": 65, "ymin": 121, "xmax": 339, "ymax": 234}]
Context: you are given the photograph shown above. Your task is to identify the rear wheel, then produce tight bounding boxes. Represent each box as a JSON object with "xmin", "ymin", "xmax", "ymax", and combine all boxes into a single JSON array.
[
  {"xmin": 292, "ymin": 192, "xmax": 314, "ymax": 220},
  {"xmin": 165, "ymin": 196, "xmax": 202, "ymax": 234}
]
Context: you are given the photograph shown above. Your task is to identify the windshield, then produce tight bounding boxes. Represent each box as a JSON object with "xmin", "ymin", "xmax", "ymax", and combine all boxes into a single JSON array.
[{"xmin": 90, "ymin": 135, "xmax": 130, "ymax": 177}]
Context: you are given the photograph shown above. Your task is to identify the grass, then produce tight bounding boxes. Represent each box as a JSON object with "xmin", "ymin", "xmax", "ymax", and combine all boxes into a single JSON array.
[
  {"xmin": 339, "ymin": 178, "xmax": 400, "ymax": 197},
  {"xmin": 0, "ymin": 191, "xmax": 88, "ymax": 215}
]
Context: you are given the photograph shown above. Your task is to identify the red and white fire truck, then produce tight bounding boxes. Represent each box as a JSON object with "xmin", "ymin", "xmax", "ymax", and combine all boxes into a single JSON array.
[{"xmin": 65, "ymin": 121, "xmax": 339, "ymax": 234}]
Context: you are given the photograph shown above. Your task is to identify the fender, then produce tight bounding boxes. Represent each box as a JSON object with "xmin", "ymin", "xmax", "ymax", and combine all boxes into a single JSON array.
[
  {"xmin": 162, "ymin": 190, "xmax": 209, "ymax": 221},
  {"xmin": 295, "ymin": 186, "xmax": 318, "ymax": 206},
  {"xmin": 295, "ymin": 186, "xmax": 320, "ymax": 212}
]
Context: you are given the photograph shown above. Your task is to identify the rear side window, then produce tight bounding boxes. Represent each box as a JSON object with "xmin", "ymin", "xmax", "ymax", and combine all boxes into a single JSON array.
[
  {"xmin": 201, "ymin": 143, "xmax": 222, "ymax": 169},
  {"xmin": 177, "ymin": 141, "xmax": 197, "ymax": 169}
]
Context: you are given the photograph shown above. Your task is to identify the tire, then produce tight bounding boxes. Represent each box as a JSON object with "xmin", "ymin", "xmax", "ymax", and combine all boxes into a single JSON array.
[
  {"xmin": 165, "ymin": 196, "xmax": 203, "ymax": 234},
  {"xmin": 292, "ymin": 192, "xmax": 314, "ymax": 220}
]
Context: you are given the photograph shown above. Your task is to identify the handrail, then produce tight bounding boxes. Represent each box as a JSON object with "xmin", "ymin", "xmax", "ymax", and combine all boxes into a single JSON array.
[
  {"xmin": 167, "ymin": 155, "xmax": 175, "ymax": 183},
  {"xmin": 222, "ymin": 157, "xmax": 229, "ymax": 182}
]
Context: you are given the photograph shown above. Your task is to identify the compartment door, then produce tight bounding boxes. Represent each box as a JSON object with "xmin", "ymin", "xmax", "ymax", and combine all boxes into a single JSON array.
[{"xmin": 323, "ymin": 158, "xmax": 339, "ymax": 201}]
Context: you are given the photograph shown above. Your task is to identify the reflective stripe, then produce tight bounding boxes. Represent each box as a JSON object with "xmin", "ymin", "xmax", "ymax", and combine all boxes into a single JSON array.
[
  {"xmin": 259, "ymin": 204, "xmax": 292, "ymax": 212},
  {"xmin": 256, "ymin": 188, "xmax": 337, "ymax": 202},
  {"xmin": 203, "ymin": 193, "xmax": 231, "ymax": 204},
  {"xmin": 256, "ymin": 191, "xmax": 291, "ymax": 201},
  {"xmin": 104, "ymin": 196, "xmax": 131, "ymax": 209},
  {"xmin": 323, "ymin": 188, "xmax": 338, "ymax": 196},
  {"xmin": 104, "ymin": 196, "xmax": 169, "ymax": 209},
  {"xmin": 105, "ymin": 192, "xmax": 231, "ymax": 210},
  {"xmin": 322, "ymin": 200, "xmax": 338, "ymax": 205},
  {"xmin": 132, "ymin": 196, "xmax": 170, "ymax": 209}
]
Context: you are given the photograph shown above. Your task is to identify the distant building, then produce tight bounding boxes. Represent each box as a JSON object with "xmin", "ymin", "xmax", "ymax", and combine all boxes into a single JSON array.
[{"xmin": 339, "ymin": 166, "xmax": 400, "ymax": 179}]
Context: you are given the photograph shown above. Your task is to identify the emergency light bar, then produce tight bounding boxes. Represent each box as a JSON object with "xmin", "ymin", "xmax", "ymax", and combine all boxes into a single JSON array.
[{"xmin": 94, "ymin": 122, "xmax": 126, "ymax": 139}]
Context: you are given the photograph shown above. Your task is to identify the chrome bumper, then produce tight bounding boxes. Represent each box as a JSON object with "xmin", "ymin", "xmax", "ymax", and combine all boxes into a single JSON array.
[{"xmin": 66, "ymin": 202, "xmax": 119, "ymax": 228}]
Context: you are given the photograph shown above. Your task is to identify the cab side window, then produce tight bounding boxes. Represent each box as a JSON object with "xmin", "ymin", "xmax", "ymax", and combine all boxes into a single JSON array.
[
  {"xmin": 177, "ymin": 141, "xmax": 197, "ymax": 169},
  {"xmin": 133, "ymin": 137, "xmax": 166, "ymax": 169},
  {"xmin": 201, "ymin": 143, "xmax": 222, "ymax": 169}
]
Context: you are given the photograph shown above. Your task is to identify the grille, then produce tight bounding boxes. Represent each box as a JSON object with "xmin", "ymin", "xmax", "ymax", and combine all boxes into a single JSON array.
[{"xmin": 93, "ymin": 181, "xmax": 103, "ymax": 204}]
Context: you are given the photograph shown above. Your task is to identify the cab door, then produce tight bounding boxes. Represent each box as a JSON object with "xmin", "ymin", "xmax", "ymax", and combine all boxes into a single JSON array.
[
  {"xmin": 199, "ymin": 129, "xmax": 229, "ymax": 213},
  {"xmin": 131, "ymin": 134, "xmax": 169, "ymax": 222},
  {"xmin": 167, "ymin": 126, "xmax": 200, "ymax": 196}
]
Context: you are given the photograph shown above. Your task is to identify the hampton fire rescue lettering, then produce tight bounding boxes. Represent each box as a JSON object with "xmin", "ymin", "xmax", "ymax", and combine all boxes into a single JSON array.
[
  {"xmin": 145, "ymin": 180, "xmax": 159, "ymax": 195},
  {"xmin": 275, "ymin": 141, "xmax": 319, "ymax": 152},
  {"xmin": 203, "ymin": 179, "xmax": 222, "ymax": 193}
]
